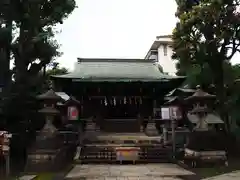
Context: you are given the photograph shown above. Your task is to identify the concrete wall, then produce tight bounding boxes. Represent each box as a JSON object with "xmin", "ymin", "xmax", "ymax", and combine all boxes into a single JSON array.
[
  {"xmin": 146, "ymin": 36, "xmax": 177, "ymax": 75},
  {"xmin": 157, "ymin": 44, "xmax": 176, "ymax": 75}
]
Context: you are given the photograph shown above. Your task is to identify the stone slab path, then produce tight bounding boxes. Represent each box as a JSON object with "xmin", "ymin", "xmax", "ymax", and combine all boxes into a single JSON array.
[
  {"xmin": 65, "ymin": 163, "xmax": 195, "ymax": 180},
  {"xmin": 19, "ymin": 175, "xmax": 37, "ymax": 180},
  {"xmin": 203, "ymin": 170, "xmax": 240, "ymax": 180}
]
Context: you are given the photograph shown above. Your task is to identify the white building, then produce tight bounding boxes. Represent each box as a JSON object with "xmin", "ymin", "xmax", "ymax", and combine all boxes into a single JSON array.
[{"xmin": 145, "ymin": 35, "xmax": 176, "ymax": 75}]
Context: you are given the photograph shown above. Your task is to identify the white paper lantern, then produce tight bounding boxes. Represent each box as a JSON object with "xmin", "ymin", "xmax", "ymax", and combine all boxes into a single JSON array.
[
  {"xmin": 124, "ymin": 97, "xmax": 127, "ymax": 104},
  {"xmin": 104, "ymin": 98, "xmax": 108, "ymax": 106}
]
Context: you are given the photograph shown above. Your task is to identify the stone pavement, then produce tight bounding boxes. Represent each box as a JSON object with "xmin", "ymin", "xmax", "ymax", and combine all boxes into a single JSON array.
[
  {"xmin": 203, "ymin": 170, "xmax": 240, "ymax": 180},
  {"xmin": 65, "ymin": 163, "xmax": 195, "ymax": 180},
  {"xmin": 19, "ymin": 175, "xmax": 37, "ymax": 180}
]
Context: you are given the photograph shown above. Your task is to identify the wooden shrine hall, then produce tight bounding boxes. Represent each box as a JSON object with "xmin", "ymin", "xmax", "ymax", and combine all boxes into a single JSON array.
[{"xmin": 51, "ymin": 58, "xmax": 185, "ymax": 133}]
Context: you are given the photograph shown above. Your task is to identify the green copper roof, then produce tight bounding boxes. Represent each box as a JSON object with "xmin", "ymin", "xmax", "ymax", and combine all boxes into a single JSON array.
[{"xmin": 52, "ymin": 58, "xmax": 185, "ymax": 82}]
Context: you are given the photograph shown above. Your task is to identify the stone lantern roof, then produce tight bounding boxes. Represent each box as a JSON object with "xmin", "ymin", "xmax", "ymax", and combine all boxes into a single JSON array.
[
  {"xmin": 189, "ymin": 105, "xmax": 211, "ymax": 114},
  {"xmin": 184, "ymin": 86, "xmax": 215, "ymax": 102},
  {"xmin": 37, "ymin": 89, "xmax": 62, "ymax": 101}
]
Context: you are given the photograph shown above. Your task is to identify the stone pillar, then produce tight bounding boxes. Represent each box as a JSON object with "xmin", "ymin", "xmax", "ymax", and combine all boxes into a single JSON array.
[{"xmin": 162, "ymin": 124, "xmax": 168, "ymax": 144}]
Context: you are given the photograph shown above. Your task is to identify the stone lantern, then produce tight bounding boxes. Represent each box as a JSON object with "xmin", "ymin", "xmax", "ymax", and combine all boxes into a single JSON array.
[
  {"xmin": 37, "ymin": 89, "xmax": 62, "ymax": 138},
  {"xmin": 184, "ymin": 85, "xmax": 216, "ymax": 131},
  {"xmin": 183, "ymin": 86, "xmax": 227, "ymax": 167},
  {"xmin": 25, "ymin": 89, "xmax": 65, "ymax": 172}
]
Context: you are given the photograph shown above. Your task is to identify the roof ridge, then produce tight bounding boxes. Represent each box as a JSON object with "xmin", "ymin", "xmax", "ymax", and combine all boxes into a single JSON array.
[
  {"xmin": 77, "ymin": 58, "xmax": 156, "ymax": 63},
  {"xmin": 156, "ymin": 35, "xmax": 172, "ymax": 39}
]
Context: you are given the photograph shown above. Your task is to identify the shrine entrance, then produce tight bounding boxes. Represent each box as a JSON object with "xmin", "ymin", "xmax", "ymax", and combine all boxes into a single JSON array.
[
  {"xmin": 101, "ymin": 119, "xmax": 140, "ymax": 132},
  {"xmin": 87, "ymin": 96, "xmax": 152, "ymax": 133}
]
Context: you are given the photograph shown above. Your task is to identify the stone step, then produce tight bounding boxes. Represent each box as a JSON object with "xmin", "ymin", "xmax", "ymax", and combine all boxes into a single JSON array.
[{"xmin": 78, "ymin": 145, "xmax": 172, "ymax": 164}]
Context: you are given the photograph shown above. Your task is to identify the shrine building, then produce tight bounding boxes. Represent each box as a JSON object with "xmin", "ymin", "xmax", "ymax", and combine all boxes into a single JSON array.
[{"xmin": 51, "ymin": 58, "xmax": 185, "ymax": 132}]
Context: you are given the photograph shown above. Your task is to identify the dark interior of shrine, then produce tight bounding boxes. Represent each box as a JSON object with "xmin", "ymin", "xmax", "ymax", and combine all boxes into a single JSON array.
[
  {"xmin": 53, "ymin": 79, "xmax": 182, "ymax": 119},
  {"xmin": 52, "ymin": 78, "xmax": 184, "ymax": 132}
]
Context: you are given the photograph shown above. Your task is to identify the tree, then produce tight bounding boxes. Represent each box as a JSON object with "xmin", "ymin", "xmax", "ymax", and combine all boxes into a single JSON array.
[
  {"xmin": 0, "ymin": 0, "xmax": 76, "ymax": 129},
  {"xmin": 172, "ymin": 0, "xmax": 240, "ymax": 130},
  {"xmin": 10, "ymin": 0, "xmax": 75, "ymax": 90},
  {"xmin": 0, "ymin": 0, "xmax": 13, "ymax": 88},
  {"xmin": 46, "ymin": 62, "xmax": 68, "ymax": 77}
]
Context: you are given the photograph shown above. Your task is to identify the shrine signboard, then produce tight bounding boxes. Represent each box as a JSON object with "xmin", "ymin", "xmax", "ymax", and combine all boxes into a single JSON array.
[
  {"xmin": 68, "ymin": 106, "xmax": 79, "ymax": 121},
  {"xmin": 0, "ymin": 131, "xmax": 11, "ymax": 155},
  {"xmin": 161, "ymin": 107, "xmax": 170, "ymax": 120},
  {"xmin": 0, "ymin": 131, "xmax": 12, "ymax": 176},
  {"xmin": 161, "ymin": 106, "xmax": 182, "ymax": 120}
]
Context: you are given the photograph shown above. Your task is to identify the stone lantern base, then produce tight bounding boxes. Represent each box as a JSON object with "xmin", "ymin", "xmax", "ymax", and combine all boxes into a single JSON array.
[
  {"xmin": 25, "ymin": 125, "xmax": 68, "ymax": 172},
  {"xmin": 25, "ymin": 148, "xmax": 67, "ymax": 172},
  {"xmin": 145, "ymin": 118, "xmax": 159, "ymax": 136}
]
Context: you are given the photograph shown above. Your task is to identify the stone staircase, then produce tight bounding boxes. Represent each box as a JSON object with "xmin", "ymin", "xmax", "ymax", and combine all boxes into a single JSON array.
[{"xmin": 75, "ymin": 134, "xmax": 173, "ymax": 164}]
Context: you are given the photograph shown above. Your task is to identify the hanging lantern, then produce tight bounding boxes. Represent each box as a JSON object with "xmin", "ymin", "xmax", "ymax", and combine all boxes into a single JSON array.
[
  {"xmin": 104, "ymin": 97, "xmax": 108, "ymax": 106},
  {"xmin": 124, "ymin": 97, "xmax": 127, "ymax": 104}
]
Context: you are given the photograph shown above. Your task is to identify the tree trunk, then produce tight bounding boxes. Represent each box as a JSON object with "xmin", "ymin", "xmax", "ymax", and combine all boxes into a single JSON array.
[{"xmin": 212, "ymin": 59, "xmax": 230, "ymax": 132}]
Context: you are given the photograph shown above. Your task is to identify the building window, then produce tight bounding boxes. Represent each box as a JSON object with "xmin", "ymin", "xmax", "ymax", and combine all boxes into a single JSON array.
[{"xmin": 163, "ymin": 45, "xmax": 167, "ymax": 56}]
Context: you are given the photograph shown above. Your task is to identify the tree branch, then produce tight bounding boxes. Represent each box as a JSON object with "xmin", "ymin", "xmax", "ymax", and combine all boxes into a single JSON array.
[
  {"xmin": 28, "ymin": 58, "xmax": 51, "ymax": 76},
  {"xmin": 226, "ymin": 39, "xmax": 240, "ymax": 60}
]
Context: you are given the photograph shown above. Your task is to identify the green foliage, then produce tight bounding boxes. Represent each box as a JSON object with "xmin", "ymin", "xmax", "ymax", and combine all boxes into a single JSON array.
[
  {"xmin": 172, "ymin": 0, "xmax": 240, "ymax": 129},
  {"xmin": 9, "ymin": 0, "xmax": 76, "ymax": 83},
  {"xmin": 46, "ymin": 62, "xmax": 68, "ymax": 77},
  {"xmin": 173, "ymin": 0, "xmax": 240, "ymax": 86},
  {"xmin": 0, "ymin": 0, "xmax": 76, "ymax": 130}
]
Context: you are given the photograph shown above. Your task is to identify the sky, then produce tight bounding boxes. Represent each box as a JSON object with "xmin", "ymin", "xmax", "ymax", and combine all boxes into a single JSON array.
[{"xmin": 55, "ymin": 0, "xmax": 240, "ymax": 71}]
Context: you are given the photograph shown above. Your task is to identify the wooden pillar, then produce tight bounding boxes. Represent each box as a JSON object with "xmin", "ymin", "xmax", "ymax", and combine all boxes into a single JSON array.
[
  {"xmin": 171, "ymin": 119, "xmax": 176, "ymax": 158},
  {"xmin": 5, "ymin": 154, "xmax": 10, "ymax": 176}
]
